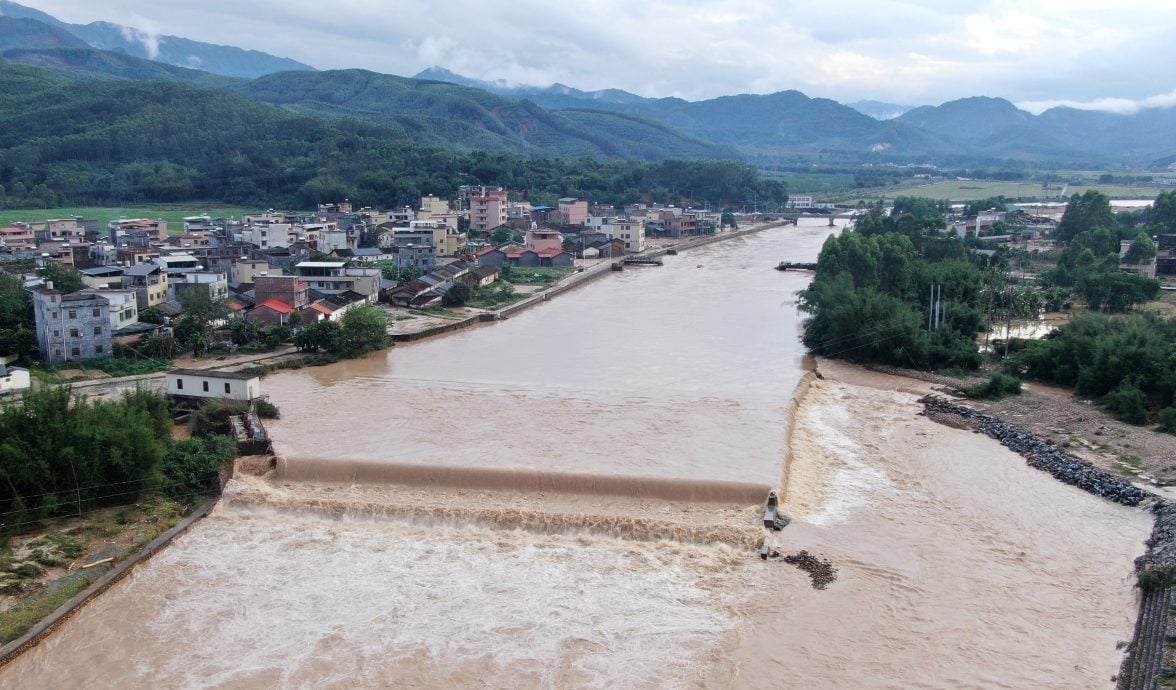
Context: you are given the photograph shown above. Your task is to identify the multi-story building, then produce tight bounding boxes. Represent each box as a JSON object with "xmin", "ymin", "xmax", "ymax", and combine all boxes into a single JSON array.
[
  {"xmin": 79, "ymin": 266, "xmax": 125, "ymax": 289},
  {"xmin": 98, "ymin": 289, "xmax": 140, "ymax": 332},
  {"xmin": 604, "ymin": 219, "xmax": 645, "ymax": 253},
  {"xmin": 294, "ymin": 261, "xmax": 381, "ymax": 300},
  {"xmin": 558, "ymin": 198, "xmax": 589, "ymax": 226},
  {"xmin": 525, "ymin": 228, "xmax": 564, "ymax": 254},
  {"xmin": 0, "ymin": 224, "xmax": 36, "ymax": 250},
  {"xmin": 390, "ymin": 244, "xmax": 437, "ymax": 273},
  {"xmin": 408, "ymin": 220, "xmax": 466, "ymax": 257},
  {"xmin": 109, "ymin": 218, "xmax": 167, "ymax": 242},
  {"xmin": 254, "ymin": 275, "xmax": 310, "ymax": 310},
  {"xmin": 468, "ymin": 187, "xmax": 508, "ymax": 233},
  {"xmin": 230, "ymin": 259, "xmax": 283, "ymax": 285},
  {"xmin": 122, "ymin": 263, "xmax": 169, "ymax": 310},
  {"xmin": 170, "ymin": 272, "xmax": 229, "ymax": 303},
  {"xmin": 32, "ymin": 288, "xmax": 112, "ymax": 363},
  {"xmin": 116, "ymin": 246, "xmax": 160, "ymax": 267},
  {"xmin": 419, "ymin": 195, "xmax": 450, "ymax": 217}
]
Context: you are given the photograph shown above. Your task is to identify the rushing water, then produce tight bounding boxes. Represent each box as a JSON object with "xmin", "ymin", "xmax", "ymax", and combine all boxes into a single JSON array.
[
  {"xmin": 0, "ymin": 220, "xmax": 1152, "ymax": 689},
  {"xmin": 261, "ymin": 224, "xmax": 825, "ymax": 496}
]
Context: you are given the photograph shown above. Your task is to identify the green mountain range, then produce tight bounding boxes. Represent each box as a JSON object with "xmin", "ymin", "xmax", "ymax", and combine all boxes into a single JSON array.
[{"xmin": 4, "ymin": 2, "xmax": 1176, "ymax": 169}]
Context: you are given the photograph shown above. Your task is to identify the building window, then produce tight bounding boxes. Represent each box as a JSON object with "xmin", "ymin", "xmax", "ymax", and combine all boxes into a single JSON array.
[
  {"xmin": 53, "ymin": 329, "xmax": 60, "ymax": 337},
  {"xmin": 69, "ymin": 328, "xmax": 79, "ymax": 338},
  {"xmin": 68, "ymin": 310, "xmax": 76, "ymax": 319},
  {"xmin": 93, "ymin": 326, "xmax": 102, "ymax": 335},
  {"xmin": 202, "ymin": 381, "xmax": 209, "ymax": 392},
  {"xmin": 177, "ymin": 379, "xmax": 183, "ymax": 390},
  {"xmin": 71, "ymin": 347, "xmax": 80, "ymax": 356},
  {"xmin": 95, "ymin": 345, "xmax": 103, "ymax": 354},
  {"xmin": 93, "ymin": 309, "xmax": 100, "ymax": 318},
  {"xmin": 224, "ymin": 382, "xmax": 231, "ymax": 394}
]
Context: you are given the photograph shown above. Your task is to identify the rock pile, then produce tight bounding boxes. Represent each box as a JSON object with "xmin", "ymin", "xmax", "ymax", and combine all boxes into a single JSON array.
[
  {"xmin": 1138, "ymin": 502, "xmax": 1176, "ymax": 575},
  {"xmin": 920, "ymin": 396, "xmax": 1146, "ymax": 507},
  {"xmin": 783, "ymin": 550, "xmax": 838, "ymax": 590}
]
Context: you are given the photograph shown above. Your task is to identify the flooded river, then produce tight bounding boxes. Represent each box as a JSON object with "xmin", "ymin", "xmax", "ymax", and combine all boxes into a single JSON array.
[{"xmin": 0, "ymin": 220, "xmax": 1152, "ymax": 688}]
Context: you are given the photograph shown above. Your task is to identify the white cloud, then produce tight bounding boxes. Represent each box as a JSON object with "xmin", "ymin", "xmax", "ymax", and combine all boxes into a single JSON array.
[
  {"xmin": 24, "ymin": 0, "xmax": 1176, "ymax": 108},
  {"xmin": 1018, "ymin": 89, "xmax": 1176, "ymax": 115}
]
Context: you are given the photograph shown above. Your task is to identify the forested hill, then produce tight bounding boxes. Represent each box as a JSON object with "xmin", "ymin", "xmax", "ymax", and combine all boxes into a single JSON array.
[
  {"xmin": 0, "ymin": 61, "xmax": 786, "ymax": 210},
  {"xmin": 229, "ymin": 69, "xmax": 733, "ymax": 160}
]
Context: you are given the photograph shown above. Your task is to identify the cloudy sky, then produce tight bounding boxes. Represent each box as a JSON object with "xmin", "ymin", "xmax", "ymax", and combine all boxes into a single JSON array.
[{"xmin": 22, "ymin": 0, "xmax": 1176, "ymax": 113}]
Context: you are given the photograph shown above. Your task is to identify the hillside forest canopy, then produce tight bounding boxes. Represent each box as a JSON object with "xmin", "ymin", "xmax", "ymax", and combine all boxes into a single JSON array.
[{"xmin": 0, "ymin": 66, "xmax": 787, "ymax": 211}]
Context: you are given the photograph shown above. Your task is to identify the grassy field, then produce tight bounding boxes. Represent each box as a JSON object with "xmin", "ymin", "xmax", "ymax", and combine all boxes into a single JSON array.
[
  {"xmin": 833, "ymin": 179, "xmax": 1171, "ymax": 204},
  {"xmin": 0, "ymin": 204, "xmax": 258, "ymax": 236}
]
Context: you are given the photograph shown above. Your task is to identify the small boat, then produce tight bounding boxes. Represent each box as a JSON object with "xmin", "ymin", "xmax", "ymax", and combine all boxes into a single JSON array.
[
  {"xmin": 611, "ymin": 262, "xmax": 624, "ymax": 271},
  {"xmin": 666, "ymin": 248, "xmax": 678, "ymax": 255}
]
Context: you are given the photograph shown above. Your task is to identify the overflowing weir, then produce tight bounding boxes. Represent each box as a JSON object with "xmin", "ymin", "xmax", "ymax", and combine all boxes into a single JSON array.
[{"xmin": 0, "ymin": 219, "xmax": 1154, "ymax": 690}]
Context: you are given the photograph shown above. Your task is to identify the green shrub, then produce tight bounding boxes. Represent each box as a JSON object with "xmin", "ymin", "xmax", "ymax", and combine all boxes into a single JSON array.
[
  {"xmin": 962, "ymin": 372, "xmax": 1023, "ymax": 400},
  {"xmin": 190, "ymin": 401, "xmax": 248, "ymax": 438},
  {"xmin": 1138, "ymin": 565, "xmax": 1176, "ymax": 592},
  {"xmin": 1105, "ymin": 380, "xmax": 1149, "ymax": 425},
  {"xmin": 161, "ymin": 435, "xmax": 237, "ymax": 499},
  {"xmin": 254, "ymin": 400, "xmax": 280, "ymax": 419},
  {"xmin": 1160, "ymin": 407, "xmax": 1176, "ymax": 435}
]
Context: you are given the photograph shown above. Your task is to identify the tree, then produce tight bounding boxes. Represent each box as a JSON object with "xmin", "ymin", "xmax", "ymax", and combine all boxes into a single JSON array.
[
  {"xmin": 174, "ymin": 291, "xmax": 227, "ymax": 356},
  {"xmin": 1148, "ymin": 190, "xmax": 1176, "ymax": 235},
  {"xmin": 490, "ymin": 227, "xmax": 513, "ymax": 244},
  {"xmin": 139, "ymin": 307, "xmax": 167, "ymax": 324},
  {"xmin": 38, "ymin": 262, "xmax": 84, "ymax": 294},
  {"xmin": 721, "ymin": 211, "xmax": 737, "ymax": 228},
  {"xmin": 1055, "ymin": 190, "xmax": 1117, "ymax": 244},
  {"xmin": 1122, "ymin": 230, "xmax": 1157, "ymax": 265},
  {"xmin": 294, "ymin": 320, "xmax": 341, "ymax": 352},
  {"xmin": 0, "ymin": 273, "xmax": 32, "ymax": 329},
  {"xmin": 442, "ymin": 283, "xmax": 471, "ymax": 307},
  {"xmin": 396, "ymin": 266, "xmax": 422, "ymax": 285},
  {"xmin": 337, "ymin": 305, "xmax": 389, "ymax": 357}
]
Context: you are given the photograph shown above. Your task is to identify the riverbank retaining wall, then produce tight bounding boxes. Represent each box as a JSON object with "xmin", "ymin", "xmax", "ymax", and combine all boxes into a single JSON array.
[{"xmin": 0, "ymin": 497, "xmax": 219, "ymax": 667}]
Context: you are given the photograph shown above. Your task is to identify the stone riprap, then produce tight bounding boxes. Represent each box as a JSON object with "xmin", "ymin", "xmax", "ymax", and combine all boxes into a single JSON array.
[{"xmin": 919, "ymin": 396, "xmax": 1146, "ymax": 506}]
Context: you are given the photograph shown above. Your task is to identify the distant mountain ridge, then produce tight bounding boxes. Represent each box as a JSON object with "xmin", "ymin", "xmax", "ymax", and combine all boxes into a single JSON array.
[
  {"xmin": 0, "ymin": 0, "xmax": 314, "ymax": 77},
  {"xmin": 847, "ymin": 100, "xmax": 916, "ymax": 120},
  {"xmin": 6, "ymin": 4, "xmax": 1176, "ymax": 167}
]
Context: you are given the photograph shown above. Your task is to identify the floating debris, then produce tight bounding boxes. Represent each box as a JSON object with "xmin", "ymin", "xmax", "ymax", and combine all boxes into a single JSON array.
[{"xmin": 783, "ymin": 550, "xmax": 838, "ymax": 590}]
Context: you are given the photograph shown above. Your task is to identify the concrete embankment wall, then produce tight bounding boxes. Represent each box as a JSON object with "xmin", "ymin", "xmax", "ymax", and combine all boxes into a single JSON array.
[
  {"xmin": 779, "ymin": 360, "xmax": 819, "ymax": 493},
  {"xmin": 0, "ymin": 497, "xmax": 218, "ymax": 667}
]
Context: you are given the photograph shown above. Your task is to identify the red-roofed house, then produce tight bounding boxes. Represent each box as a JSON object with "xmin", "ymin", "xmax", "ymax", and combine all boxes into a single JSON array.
[
  {"xmin": 501, "ymin": 245, "xmax": 539, "ymax": 267},
  {"xmin": 525, "ymin": 228, "xmax": 563, "ymax": 254},
  {"xmin": 536, "ymin": 247, "xmax": 574, "ymax": 267},
  {"xmin": 250, "ymin": 298, "xmax": 295, "ymax": 326},
  {"xmin": 0, "ymin": 226, "xmax": 35, "ymax": 250},
  {"xmin": 299, "ymin": 302, "xmax": 334, "ymax": 323}
]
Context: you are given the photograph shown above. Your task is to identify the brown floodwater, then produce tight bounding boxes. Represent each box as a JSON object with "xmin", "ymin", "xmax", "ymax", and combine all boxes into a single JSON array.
[
  {"xmin": 0, "ymin": 220, "xmax": 1151, "ymax": 689},
  {"xmin": 261, "ymin": 224, "xmax": 827, "ymax": 497}
]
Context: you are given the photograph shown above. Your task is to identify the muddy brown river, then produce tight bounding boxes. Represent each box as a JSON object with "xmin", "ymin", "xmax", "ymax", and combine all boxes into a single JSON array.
[{"xmin": 0, "ymin": 220, "xmax": 1151, "ymax": 689}]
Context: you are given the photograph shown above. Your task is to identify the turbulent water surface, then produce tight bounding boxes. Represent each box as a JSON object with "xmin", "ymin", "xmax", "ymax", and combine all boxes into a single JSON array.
[{"xmin": 0, "ymin": 220, "xmax": 1152, "ymax": 689}]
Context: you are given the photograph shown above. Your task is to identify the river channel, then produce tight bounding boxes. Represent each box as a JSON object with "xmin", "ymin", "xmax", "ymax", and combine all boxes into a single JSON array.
[{"xmin": 0, "ymin": 219, "xmax": 1152, "ymax": 689}]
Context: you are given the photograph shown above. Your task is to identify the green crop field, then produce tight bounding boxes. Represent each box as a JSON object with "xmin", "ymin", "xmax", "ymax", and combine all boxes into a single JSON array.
[
  {"xmin": 903, "ymin": 180, "xmax": 1168, "ymax": 202},
  {"xmin": 836, "ymin": 179, "xmax": 1171, "ymax": 204},
  {"xmin": 0, "ymin": 204, "xmax": 258, "ymax": 236}
]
